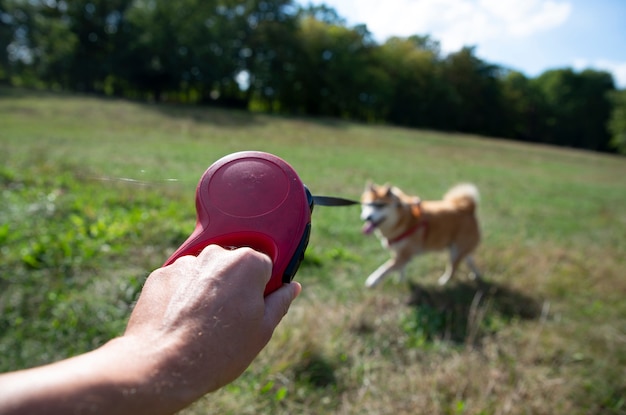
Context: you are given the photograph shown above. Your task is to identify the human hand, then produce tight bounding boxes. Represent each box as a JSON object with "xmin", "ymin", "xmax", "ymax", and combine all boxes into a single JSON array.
[{"xmin": 123, "ymin": 245, "xmax": 301, "ymax": 397}]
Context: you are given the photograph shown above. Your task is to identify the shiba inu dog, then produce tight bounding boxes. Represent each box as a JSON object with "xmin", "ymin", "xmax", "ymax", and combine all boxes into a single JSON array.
[{"xmin": 360, "ymin": 182, "xmax": 481, "ymax": 287}]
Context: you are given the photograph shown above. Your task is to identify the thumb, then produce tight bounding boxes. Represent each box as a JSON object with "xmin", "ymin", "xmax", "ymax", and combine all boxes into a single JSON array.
[{"xmin": 263, "ymin": 282, "xmax": 301, "ymax": 331}]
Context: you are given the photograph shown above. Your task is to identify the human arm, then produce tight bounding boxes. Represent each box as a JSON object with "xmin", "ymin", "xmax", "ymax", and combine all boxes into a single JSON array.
[{"xmin": 0, "ymin": 245, "xmax": 301, "ymax": 415}]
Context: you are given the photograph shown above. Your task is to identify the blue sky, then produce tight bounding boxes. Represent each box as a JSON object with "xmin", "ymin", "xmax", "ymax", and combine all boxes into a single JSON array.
[{"xmin": 298, "ymin": 0, "xmax": 626, "ymax": 88}]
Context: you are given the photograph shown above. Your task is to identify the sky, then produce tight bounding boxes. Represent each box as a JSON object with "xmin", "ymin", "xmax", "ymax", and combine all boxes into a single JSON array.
[{"xmin": 297, "ymin": 0, "xmax": 626, "ymax": 88}]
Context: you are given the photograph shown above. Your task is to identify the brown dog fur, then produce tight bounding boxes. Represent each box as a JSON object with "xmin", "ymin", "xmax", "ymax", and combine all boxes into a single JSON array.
[{"xmin": 360, "ymin": 182, "xmax": 481, "ymax": 287}]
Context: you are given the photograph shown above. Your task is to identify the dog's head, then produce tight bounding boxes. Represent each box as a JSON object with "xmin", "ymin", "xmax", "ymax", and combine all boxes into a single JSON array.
[{"xmin": 360, "ymin": 182, "xmax": 402, "ymax": 235}]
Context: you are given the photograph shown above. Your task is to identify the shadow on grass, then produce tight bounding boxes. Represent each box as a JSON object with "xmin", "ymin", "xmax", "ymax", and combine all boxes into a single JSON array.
[
  {"xmin": 0, "ymin": 85, "xmax": 353, "ymax": 130},
  {"xmin": 150, "ymin": 102, "xmax": 265, "ymax": 128},
  {"xmin": 150, "ymin": 102, "xmax": 353, "ymax": 129},
  {"xmin": 404, "ymin": 279, "xmax": 544, "ymax": 345},
  {"xmin": 0, "ymin": 85, "xmax": 81, "ymax": 101},
  {"xmin": 293, "ymin": 350, "xmax": 339, "ymax": 389}
]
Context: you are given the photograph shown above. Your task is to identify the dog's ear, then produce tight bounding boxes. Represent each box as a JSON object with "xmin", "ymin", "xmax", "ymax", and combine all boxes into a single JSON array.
[
  {"xmin": 383, "ymin": 184, "xmax": 393, "ymax": 197},
  {"xmin": 365, "ymin": 180, "xmax": 376, "ymax": 192},
  {"xmin": 409, "ymin": 196, "xmax": 422, "ymax": 216}
]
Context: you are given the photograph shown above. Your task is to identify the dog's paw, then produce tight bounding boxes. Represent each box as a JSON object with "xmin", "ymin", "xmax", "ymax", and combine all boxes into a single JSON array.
[
  {"xmin": 468, "ymin": 272, "xmax": 483, "ymax": 282},
  {"xmin": 437, "ymin": 274, "xmax": 451, "ymax": 285},
  {"xmin": 365, "ymin": 274, "xmax": 381, "ymax": 288},
  {"xmin": 365, "ymin": 279, "xmax": 378, "ymax": 288}
]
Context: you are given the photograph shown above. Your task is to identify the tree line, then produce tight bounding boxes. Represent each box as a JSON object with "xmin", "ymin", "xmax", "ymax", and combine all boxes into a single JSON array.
[{"xmin": 1, "ymin": 0, "xmax": 625, "ymax": 154}]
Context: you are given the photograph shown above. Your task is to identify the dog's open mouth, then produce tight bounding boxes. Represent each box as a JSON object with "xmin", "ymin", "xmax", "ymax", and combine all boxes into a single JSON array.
[{"xmin": 362, "ymin": 218, "xmax": 383, "ymax": 235}]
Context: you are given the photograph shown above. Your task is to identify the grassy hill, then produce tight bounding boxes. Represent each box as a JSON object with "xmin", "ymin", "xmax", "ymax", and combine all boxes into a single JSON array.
[{"xmin": 1, "ymin": 86, "xmax": 625, "ymax": 414}]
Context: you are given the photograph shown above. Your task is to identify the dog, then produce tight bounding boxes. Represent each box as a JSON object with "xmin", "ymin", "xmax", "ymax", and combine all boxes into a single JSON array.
[{"xmin": 360, "ymin": 182, "xmax": 481, "ymax": 287}]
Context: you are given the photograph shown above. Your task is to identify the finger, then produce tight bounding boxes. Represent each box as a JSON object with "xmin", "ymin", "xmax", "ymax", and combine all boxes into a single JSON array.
[
  {"xmin": 195, "ymin": 244, "xmax": 225, "ymax": 260},
  {"xmin": 195, "ymin": 245, "xmax": 274, "ymax": 298},
  {"xmin": 241, "ymin": 247, "xmax": 273, "ymax": 286},
  {"xmin": 197, "ymin": 245, "xmax": 273, "ymax": 280},
  {"xmin": 263, "ymin": 282, "xmax": 301, "ymax": 331}
]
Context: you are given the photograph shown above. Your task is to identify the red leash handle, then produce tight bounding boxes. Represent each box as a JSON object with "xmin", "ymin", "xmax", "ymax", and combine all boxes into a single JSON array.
[{"xmin": 164, "ymin": 151, "xmax": 313, "ymax": 296}]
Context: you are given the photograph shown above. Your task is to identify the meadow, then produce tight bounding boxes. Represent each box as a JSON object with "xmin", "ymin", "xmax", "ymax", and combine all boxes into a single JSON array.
[{"xmin": 1, "ymin": 86, "xmax": 625, "ymax": 414}]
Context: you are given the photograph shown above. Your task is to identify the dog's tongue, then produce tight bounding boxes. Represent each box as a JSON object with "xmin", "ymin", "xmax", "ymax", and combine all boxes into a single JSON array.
[{"xmin": 362, "ymin": 221, "xmax": 376, "ymax": 235}]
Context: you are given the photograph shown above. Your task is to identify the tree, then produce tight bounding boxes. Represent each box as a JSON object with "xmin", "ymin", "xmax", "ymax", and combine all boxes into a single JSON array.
[
  {"xmin": 63, "ymin": 0, "xmax": 135, "ymax": 92},
  {"xmin": 1, "ymin": 0, "xmax": 135, "ymax": 92},
  {"xmin": 0, "ymin": 0, "xmax": 43, "ymax": 84},
  {"xmin": 286, "ymin": 15, "xmax": 386, "ymax": 119},
  {"xmin": 608, "ymin": 89, "xmax": 626, "ymax": 154},
  {"xmin": 229, "ymin": 0, "xmax": 300, "ymax": 110},
  {"xmin": 374, "ymin": 35, "xmax": 449, "ymax": 128},
  {"xmin": 441, "ymin": 46, "xmax": 506, "ymax": 136},
  {"xmin": 0, "ymin": 0, "xmax": 12, "ymax": 82},
  {"xmin": 29, "ymin": 3, "xmax": 79, "ymax": 89},
  {"xmin": 122, "ymin": 0, "xmax": 207, "ymax": 100},
  {"xmin": 499, "ymin": 70, "xmax": 548, "ymax": 142},
  {"xmin": 533, "ymin": 68, "xmax": 615, "ymax": 151}
]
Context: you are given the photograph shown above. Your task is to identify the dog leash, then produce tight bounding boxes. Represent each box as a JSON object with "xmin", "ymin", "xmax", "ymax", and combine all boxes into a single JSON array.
[{"xmin": 311, "ymin": 195, "xmax": 361, "ymax": 207}]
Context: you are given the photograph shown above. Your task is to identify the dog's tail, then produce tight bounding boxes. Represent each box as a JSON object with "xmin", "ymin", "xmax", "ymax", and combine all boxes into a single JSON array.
[{"xmin": 443, "ymin": 183, "xmax": 479, "ymax": 211}]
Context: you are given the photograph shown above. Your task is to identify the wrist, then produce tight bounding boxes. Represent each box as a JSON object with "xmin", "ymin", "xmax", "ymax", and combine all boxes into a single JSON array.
[
  {"xmin": 87, "ymin": 334, "xmax": 197, "ymax": 414},
  {"xmin": 0, "ymin": 335, "xmax": 193, "ymax": 415},
  {"xmin": 107, "ymin": 334, "xmax": 201, "ymax": 408}
]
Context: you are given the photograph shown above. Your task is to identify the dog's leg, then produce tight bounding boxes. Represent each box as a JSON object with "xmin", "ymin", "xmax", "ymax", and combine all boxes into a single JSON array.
[
  {"xmin": 438, "ymin": 245, "xmax": 461, "ymax": 285},
  {"xmin": 365, "ymin": 259, "xmax": 396, "ymax": 288},
  {"xmin": 397, "ymin": 267, "xmax": 407, "ymax": 283},
  {"xmin": 438, "ymin": 263, "xmax": 454, "ymax": 285},
  {"xmin": 465, "ymin": 255, "xmax": 482, "ymax": 281},
  {"xmin": 365, "ymin": 257, "xmax": 407, "ymax": 288}
]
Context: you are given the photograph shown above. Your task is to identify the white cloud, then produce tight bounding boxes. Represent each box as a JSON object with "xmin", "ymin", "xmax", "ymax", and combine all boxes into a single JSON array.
[
  {"xmin": 480, "ymin": 0, "xmax": 571, "ymax": 37},
  {"xmin": 321, "ymin": 0, "xmax": 572, "ymax": 52}
]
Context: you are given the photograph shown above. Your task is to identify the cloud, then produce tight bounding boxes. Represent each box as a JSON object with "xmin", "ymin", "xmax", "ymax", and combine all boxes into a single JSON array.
[
  {"xmin": 480, "ymin": 0, "xmax": 572, "ymax": 37},
  {"xmin": 323, "ymin": 0, "xmax": 572, "ymax": 52}
]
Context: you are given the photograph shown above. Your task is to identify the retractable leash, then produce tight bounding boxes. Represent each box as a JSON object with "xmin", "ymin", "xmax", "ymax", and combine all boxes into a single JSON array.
[{"xmin": 163, "ymin": 151, "xmax": 360, "ymax": 296}]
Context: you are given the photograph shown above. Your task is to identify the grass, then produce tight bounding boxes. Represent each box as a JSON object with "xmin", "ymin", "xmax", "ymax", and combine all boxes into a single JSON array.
[{"xmin": 1, "ymin": 86, "xmax": 626, "ymax": 414}]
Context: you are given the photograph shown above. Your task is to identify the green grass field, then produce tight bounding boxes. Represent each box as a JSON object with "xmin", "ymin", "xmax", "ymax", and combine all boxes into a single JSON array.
[{"xmin": 1, "ymin": 86, "xmax": 625, "ymax": 414}]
